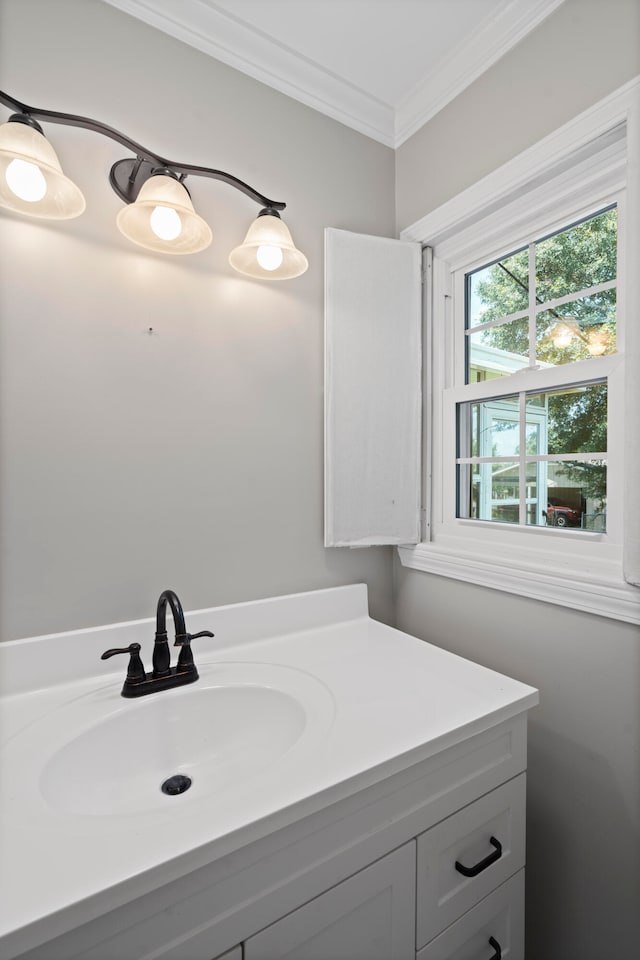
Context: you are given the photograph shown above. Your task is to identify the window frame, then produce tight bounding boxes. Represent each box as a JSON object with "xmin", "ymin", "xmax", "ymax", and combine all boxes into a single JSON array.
[
  {"xmin": 446, "ymin": 198, "xmax": 620, "ymax": 541},
  {"xmin": 398, "ymin": 79, "xmax": 640, "ymax": 624}
]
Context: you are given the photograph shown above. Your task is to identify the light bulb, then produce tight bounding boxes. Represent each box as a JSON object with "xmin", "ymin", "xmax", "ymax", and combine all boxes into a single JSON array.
[
  {"xmin": 553, "ymin": 332, "xmax": 572, "ymax": 348},
  {"xmin": 587, "ymin": 331, "xmax": 609, "ymax": 356},
  {"xmin": 5, "ymin": 158, "xmax": 47, "ymax": 202},
  {"xmin": 551, "ymin": 322, "xmax": 574, "ymax": 349},
  {"xmin": 149, "ymin": 205, "xmax": 182, "ymax": 241},
  {"xmin": 256, "ymin": 244, "xmax": 284, "ymax": 271}
]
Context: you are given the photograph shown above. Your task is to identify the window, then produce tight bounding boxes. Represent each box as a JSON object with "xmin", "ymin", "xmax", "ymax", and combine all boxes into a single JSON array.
[
  {"xmin": 397, "ymin": 81, "xmax": 640, "ymax": 623},
  {"xmin": 456, "ymin": 207, "xmax": 614, "ymax": 535}
]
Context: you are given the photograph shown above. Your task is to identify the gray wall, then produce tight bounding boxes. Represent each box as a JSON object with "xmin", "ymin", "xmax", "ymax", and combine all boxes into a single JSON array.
[
  {"xmin": 396, "ymin": 0, "xmax": 640, "ymax": 231},
  {"xmin": 395, "ymin": 566, "xmax": 640, "ymax": 959},
  {"xmin": 0, "ymin": 0, "xmax": 396, "ymax": 640},
  {"xmin": 395, "ymin": 1, "xmax": 640, "ymax": 956}
]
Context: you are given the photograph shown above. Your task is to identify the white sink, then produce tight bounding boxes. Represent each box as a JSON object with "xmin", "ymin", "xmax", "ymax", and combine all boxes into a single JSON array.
[
  {"xmin": 0, "ymin": 586, "xmax": 539, "ymax": 960},
  {"xmin": 5, "ymin": 660, "xmax": 335, "ymax": 818}
]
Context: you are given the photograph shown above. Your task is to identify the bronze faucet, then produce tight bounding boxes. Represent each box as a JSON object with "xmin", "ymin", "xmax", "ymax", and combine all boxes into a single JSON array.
[{"xmin": 101, "ymin": 589, "xmax": 214, "ymax": 698}]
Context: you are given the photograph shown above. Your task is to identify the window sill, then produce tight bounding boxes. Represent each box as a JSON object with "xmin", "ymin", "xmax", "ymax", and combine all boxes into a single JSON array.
[{"xmin": 398, "ymin": 538, "xmax": 640, "ymax": 625}]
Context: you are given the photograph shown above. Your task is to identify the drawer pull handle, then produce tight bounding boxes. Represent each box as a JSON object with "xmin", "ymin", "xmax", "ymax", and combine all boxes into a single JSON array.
[
  {"xmin": 455, "ymin": 836, "xmax": 502, "ymax": 877},
  {"xmin": 488, "ymin": 936, "xmax": 502, "ymax": 959}
]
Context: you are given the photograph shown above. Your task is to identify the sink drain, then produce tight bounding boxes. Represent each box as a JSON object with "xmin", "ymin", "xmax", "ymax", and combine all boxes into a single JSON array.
[{"xmin": 161, "ymin": 774, "xmax": 192, "ymax": 796}]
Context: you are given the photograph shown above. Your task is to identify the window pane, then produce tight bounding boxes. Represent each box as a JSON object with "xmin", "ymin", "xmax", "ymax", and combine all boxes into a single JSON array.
[
  {"xmin": 524, "ymin": 462, "xmax": 543, "ymax": 526},
  {"xmin": 459, "ymin": 462, "xmax": 477, "ymax": 518},
  {"xmin": 458, "ymin": 461, "xmax": 520, "ymax": 523},
  {"xmin": 536, "ymin": 289, "xmax": 616, "ymax": 365},
  {"xmin": 460, "ymin": 395, "xmax": 520, "ymax": 459},
  {"xmin": 526, "ymin": 383, "xmax": 607, "ymax": 456},
  {"xmin": 467, "ymin": 248, "xmax": 529, "ymax": 328},
  {"xmin": 490, "ymin": 462, "xmax": 520, "ymax": 523},
  {"xmin": 535, "ymin": 208, "xmax": 617, "ymax": 303},
  {"xmin": 468, "ymin": 318, "xmax": 529, "ymax": 382},
  {"xmin": 539, "ymin": 460, "xmax": 607, "ymax": 531}
]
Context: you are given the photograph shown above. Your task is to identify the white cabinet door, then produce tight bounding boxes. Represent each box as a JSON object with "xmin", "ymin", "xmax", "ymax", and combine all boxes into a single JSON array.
[{"xmin": 245, "ymin": 842, "xmax": 415, "ymax": 960}]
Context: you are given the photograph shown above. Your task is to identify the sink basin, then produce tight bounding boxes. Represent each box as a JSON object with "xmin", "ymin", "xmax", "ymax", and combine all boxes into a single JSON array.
[
  {"xmin": 42, "ymin": 685, "xmax": 305, "ymax": 815},
  {"xmin": 4, "ymin": 661, "xmax": 334, "ymax": 817}
]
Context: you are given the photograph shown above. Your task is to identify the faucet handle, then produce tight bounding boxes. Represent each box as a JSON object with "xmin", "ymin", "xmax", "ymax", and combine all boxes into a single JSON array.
[
  {"xmin": 101, "ymin": 643, "xmax": 146, "ymax": 683},
  {"xmin": 174, "ymin": 629, "xmax": 214, "ymax": 646},
  {"xmin": 174, "ymin": 629, "xmax": 213, "ymax": 676}
]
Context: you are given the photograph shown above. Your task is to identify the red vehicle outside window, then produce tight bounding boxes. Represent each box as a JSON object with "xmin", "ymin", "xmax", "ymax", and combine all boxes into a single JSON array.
[{"xmin": 544, "ymin": 502, "xmax": 582, "ymax": 527}]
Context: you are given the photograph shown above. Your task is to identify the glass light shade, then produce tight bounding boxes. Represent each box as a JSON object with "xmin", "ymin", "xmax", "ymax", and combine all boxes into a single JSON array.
[
  {"xmin": 0, "ymin": 121, "xmax": 85, "ymax": 219},
  {"xmin": 229, "ymin": 213, "xmax": 308, "ymax": 279},
  {"xmin": 116, "ymin": 174, "xmax": 212, "ymax": 254}
]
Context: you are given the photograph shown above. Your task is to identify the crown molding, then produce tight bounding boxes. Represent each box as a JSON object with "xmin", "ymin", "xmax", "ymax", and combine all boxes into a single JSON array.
[
  {"xmin": 100, "ymin": 0, "xmax": 395, "ymax": 145},
  {"xmin": 101, "ymin": 0, "xmax": 565, "ymax": 149},
  {"xmin": 394, "ymin": 0, "xmax": 566, "ymax": 146}
]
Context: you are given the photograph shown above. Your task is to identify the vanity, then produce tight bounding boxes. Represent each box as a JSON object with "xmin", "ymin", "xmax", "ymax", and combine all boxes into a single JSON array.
[{"xmin": 0, "ymin": 585, "xmax": 538, "ymax": 960}]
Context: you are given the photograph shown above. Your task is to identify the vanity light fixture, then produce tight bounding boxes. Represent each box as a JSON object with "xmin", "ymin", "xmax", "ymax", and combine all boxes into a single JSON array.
[{"xmin": 0, "ymin": 90, "xmax": 308, "ymax": 279}]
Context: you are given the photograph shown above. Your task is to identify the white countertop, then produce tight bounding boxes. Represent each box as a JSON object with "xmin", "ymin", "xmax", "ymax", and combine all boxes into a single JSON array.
[{"xmin": 0, "ymin": 585, "xmax": 538, "ymax": 957}]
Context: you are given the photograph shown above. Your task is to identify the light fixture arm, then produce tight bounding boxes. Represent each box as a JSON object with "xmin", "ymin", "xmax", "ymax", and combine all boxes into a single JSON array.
[{"xmin": 0, "ymin": 89, "xmax": 286, "ymax": 211}]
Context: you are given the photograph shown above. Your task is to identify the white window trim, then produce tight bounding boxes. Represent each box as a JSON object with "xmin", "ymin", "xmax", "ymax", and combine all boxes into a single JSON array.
[{"xmin": 399, "ymin": 78, "xmax": 640, "ymax": 625}]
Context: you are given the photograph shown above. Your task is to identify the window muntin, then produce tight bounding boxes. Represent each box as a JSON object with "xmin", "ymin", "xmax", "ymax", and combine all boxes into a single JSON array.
[
  {"xmin": 465, "ymin": 206, "xmax": 617, "ymax": 384},
  {"xmin": 457, "ymin": 382, "xmax": 607, "ymax": 531}
]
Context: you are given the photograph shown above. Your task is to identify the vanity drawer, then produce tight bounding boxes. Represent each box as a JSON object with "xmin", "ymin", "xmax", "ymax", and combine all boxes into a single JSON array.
[
  {"xmin": 416, "ymin": 775, "xmax": 525, "ymax": 948},
  {"xmin": 416, "ymin": 870, "xmax": 524, "ymax": 960}
]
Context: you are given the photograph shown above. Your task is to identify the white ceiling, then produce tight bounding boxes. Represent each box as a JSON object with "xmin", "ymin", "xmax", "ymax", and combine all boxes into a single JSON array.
[{"xmin": 102, "ymin": 0, "xmax": 565, "ymax": 147}]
